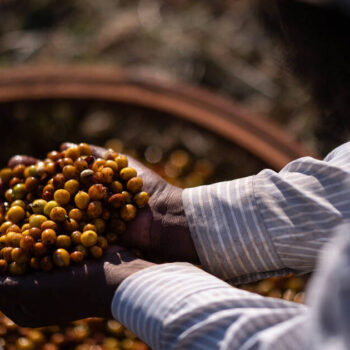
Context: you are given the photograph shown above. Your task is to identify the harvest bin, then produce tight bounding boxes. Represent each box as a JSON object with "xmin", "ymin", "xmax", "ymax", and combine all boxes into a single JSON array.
[{"xmin": 0, "ymin": 66, "xmax": 313, "ymax": 350}]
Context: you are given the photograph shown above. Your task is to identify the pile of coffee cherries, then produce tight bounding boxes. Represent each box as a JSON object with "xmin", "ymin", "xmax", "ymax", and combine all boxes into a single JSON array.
[{"xmin": 0, "ymin": 143, "xmax": 149, "ymax": 275}]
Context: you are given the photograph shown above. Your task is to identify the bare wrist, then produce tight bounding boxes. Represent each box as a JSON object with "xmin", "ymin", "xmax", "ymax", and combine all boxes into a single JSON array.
[{"xmin": 150, "ymin": 186, "xmax": 199, "ymax": 263}]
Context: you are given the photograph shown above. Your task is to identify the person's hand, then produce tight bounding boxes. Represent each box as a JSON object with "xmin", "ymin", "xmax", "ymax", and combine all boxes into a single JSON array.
[
  {"xmin": 59, "ymin": 143, "xmax": 199, "ymax": 263},
  {"xmin": 0, "ymin": 245, "xmax": 154, "ymax": 327}
]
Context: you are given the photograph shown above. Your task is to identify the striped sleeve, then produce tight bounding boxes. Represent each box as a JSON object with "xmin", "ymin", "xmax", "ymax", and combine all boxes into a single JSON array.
[
  {"xmin": 183, "ymin": 141, "xmax": 350, "ymax": 283},
  {"xmin": 111, "ymin": 263, "xmax": 308, "ymax": 350}
]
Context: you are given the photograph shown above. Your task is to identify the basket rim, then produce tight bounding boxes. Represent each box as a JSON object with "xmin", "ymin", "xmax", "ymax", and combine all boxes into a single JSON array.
[{"xmin": 0, "ymin": 65, "xmax": 315, "ymax": 169}]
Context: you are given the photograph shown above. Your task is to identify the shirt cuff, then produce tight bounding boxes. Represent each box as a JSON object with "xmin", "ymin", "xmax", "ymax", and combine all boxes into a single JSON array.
[
  {"xmin": 111, "ymin": 263, "xmax": 235, "ymax": 350},
  {"xmin": 182, "ymin": 177, "xmax": 285, "ymax": 284}
]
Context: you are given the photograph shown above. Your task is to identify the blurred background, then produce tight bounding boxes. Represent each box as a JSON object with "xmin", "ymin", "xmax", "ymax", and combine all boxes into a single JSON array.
[
  {"xmin": 0, "ymin": 0, "xmax": 320, "ymax": 152},
  {"xmin": 0, "ymin": 0, "xmax": 334, "ymax": 349}
]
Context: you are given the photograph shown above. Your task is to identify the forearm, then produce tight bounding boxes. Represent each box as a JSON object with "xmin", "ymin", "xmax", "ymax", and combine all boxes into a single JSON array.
[
  {"xmin": 112, "ymin": 263, "xmax": 308, "ymax": 350},
  {"xmin": 183, "ymin": 142, "xmax": 350, "ymax": 283}
]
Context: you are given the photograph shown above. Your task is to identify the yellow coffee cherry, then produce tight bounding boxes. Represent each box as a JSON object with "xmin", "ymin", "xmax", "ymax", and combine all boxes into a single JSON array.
[
  {"xmin": 81, "ymin": 230, "xmax": 98, "ymax": 247},
  {"xmin": 56, "ymin": 235, "xmax": 71, "ymax": 249},
  {"xmin": 134, "ymin": 192, "xmax": 150, "ymax": 208},
  {"xmin": 43, "ymin": 200, "xmax": 59, "ymax": 217},
  {"xmin": 7, "ymin": 206, "xmax": 25, "ymax": 223},
  {"xmin": 120, "ymin": 204, "xmax": 137, "ymax": 221},
  {"xmin": 29, "ymin": 215, "xmax": 47, "ymax": 228},
  {"xmin": 64, "ymin": 179, "xmax": 80, "ymax": 194},
  {"xmin": 50, "ymin": 207, "xmax": 67, "ymax": 222},
  {"xmin": 32, "ymin": 199, "xmax": 47, "ymax": 214},
  {"xmin": 54, "ymin": 189, "xmax": 71, "ymax": 206},
  {"xmin": 74, "ymin": 191, "xmax": 90, "ymax": 210},
  {"xmin": 120, "ymin": 167, "xmax": 137, "ymax": 181},
  {"xmin": 53, "ymin": 248, "xmax": 70, "ymax": 267}
]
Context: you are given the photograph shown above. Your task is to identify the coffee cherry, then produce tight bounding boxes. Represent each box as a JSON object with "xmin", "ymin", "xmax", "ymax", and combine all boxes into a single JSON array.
[
  {"xmin": 45, "ymin": 162, "xmax": 56, "ymax": 175},
  {"xmin": 11, "ymin": 200, "xmax": 26, "ymax": 209},
  {"xmin": 93, "ymin": 218, "xmax": 106, "ymax": 234},
  {"xmin": 47, "ymin": 151, "xmax": 62, "ymax": 161},
  {"xmin": 41, "ymin": 220, "xmax": 57, "ymax": 231},
  {"xmin": 65, "ymin": 146, "xmax": 80, "ymax": 160},
  {"xmin": 69, "ymin": 208, "xmax": 84, "ymax": 222},
  {"xmin": 134, "ymin": 192, "xmax": 149, "ymax": 208},
  {"xmin": 50, "ymin": 207, "xmax": 67, "ymax": 222},
  {"xmin": 29, "ymin": 215, "xmax": 47, "ymax": 228},
  {"xmin": 120, "ymin": 167, "xmax": 137, "ymax": 181},
  {"xmin": 70, "ymin": 250, "xmax": 84, "ymax": 263},
  {"xmin": 56, "ymin": 235, "xmax": 71, "ymax": 249},
  {"xmin": 64, "ymin": 179, "xmax": 80, "ymax": 195},
  {"xmin": 5, "ymin": 188, "xmax": 14, "ymax": 202},
  {"xmin": 53, "ymin": 174, "xmax": 66, "ymax": 189},
  {"xmin": 0, "ymin": 221, "xmax": 12, "ymax": 234},
  {"xmin": 53, "ymin": 249, "xmax": 70, "ymax": 267},
  {"xmin": 126, "ymin": 177, "xmax": 143, "ymax": 193},
  {"xmin": 9, "ymin": 177, "xmax": 21, "ymax": 188},
  {"xmin": 20, "ymin": 236, "xmax": 35, "ymax": 251},
  {"xmin": 11, "ymin": 248, "xmax": 28, "ymax": 264},
  {"xmin": 42, "ymin": 190, "xmax": 54, "ymax": 201},
  {"xmin": 74, "ymin": 157, "xmax": 89, "ymax": 172},
  {"xmin": 75, "ymin": 244, "xmax": 88, "ymax": 258},
  {"xmin": 92, "ymin": 159, "xmax": 106, "ymax": 172},
  {"xmin": 32, "ymin": 199, "xmax": 47, "ymax": 214},
  {"xmin": 87, "ymin": 201, "xmax": 103, "ymax": 219},
  {"xmin": 25, "ymin": 177, "xmax": 39, "ymax": 193},
  {"xmin": 80, "ymin": 169, "xmax": 95, "ymax": 186},
  {"xmin": 83, "ymin": 223, "xmax": 96, "ymax": 232},
  {"xmin": 7, "ymin": 206, "xmax": 25, "ymax": 223},
  {"xmin": 40, "ymin": 256, "xmax": 53, "ymax": 271},
  {"xmin": 120, "ymin": 204, "xmax": 137, "ymax": 221},
  {"xmin": 105, "ymin": 160, "xmax": 118, "ymax": 172},
  {"xmin": 41, "ymin": 229, "xmax": 57, "ymax": 245},
  {"xmin": 54, "ymin": 189, "xmax": 71, "ymax": 206},
  {"xmin": 30, "ymin": 257, "xmax": 40, "ymax": 270},
  {"xmin": 71, "ymin": 231, "xmax": 82, "ymax": 245},
  {"xmin": 9, "ymin": 261, "xmax": 26, "ymax": 275},
  {"xmin": 12, "ymin": 183, "xmax": 26, "ymax": 200},
  {"xmin": 100, "ymin": 167, "xmax": 114, "ymax": 184},
  {"xmin": 88, "ymin": 184, "xmax": 107, "ymax": 201},
  {"xmin": 111, "ymin": 181, "xmax": 123, "ymax": 193},
  {"xmin": 44, "ymin": 201, "xmax": 59, "ymax": 217},
  {"xmin": 62, "ymin": 165, "xmax": 78, "ymax": 180},
  {"xmin": 63, "ymin": 218, "xmax": 79, "ymax": 232},
  {"xmin": 1, "ymin": 247, "xmax": 13, "ymax": 262},
  {"xmin": 81, "ymin": 230, "xmax": 98, "ymax": 247},
  {"xmin": 108, "ymin": 194, "xmax": 125, "ymax": 209},
  {"xmin": 13, "ymin": 164, "xmax": 26, "ymax": 178},
  {"xmin": 6, "ymin": 232, "xmax": 22, "ymax": 247},
  {"xmin": 6, "ymin": 224, "xmax": 21, "ymax": 233},
  {"xmin": 78, "ymin": 143, "xmax": 92, "ymax": 156},
  {"xmin": 0, "ymin": 259, "xmax": 8, "ymax": 275},
  {"xmin": 29, "ymin": 227, "xmax": 42, "ymax": 240},
  {"xmin": 0, "ymin": 168, "xmax": 13, "ymax": 183},
  {"xmin": 75, "ymin": 191, "xmax": 90, "ymax": 210},
  {"xmin": 97, "ymin": 236, "xmax": 108, "ymax": 250},
  {"xmin": 89, "ymin": 245, "xmax": 103, "ymax": 259},
  {"xmin": 43, "ymin": 183, "xmax": 55, "ymax": 193},
  {"xmin": 115, "ymin": 155, "xmax": 128, "ymax": 169},
  {"xmin": 122, "ymin": 191, "xmax": 132, "ymax": 203},
  {"xmin": 21, "ymin": 223, "xmax": 31, "ymax": 231},
  {"xmin": 33, "ymin": 242, "xmax": 48, "ymax": 257}
]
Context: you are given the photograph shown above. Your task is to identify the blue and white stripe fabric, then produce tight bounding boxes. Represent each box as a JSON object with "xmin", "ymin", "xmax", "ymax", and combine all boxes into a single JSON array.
[
  {"xmin": 183, "ymin": 142, "xmax": 350, "ymax": 284},
  {"xmin": 112, "ymin": 141, "xmax": 350, "ymax": 349}
]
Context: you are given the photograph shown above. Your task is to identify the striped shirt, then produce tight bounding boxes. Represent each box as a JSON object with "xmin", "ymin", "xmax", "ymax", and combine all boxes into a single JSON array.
[{"xmin": 112, "ymin": 141, "xmax": 350, "ymax": 349}]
